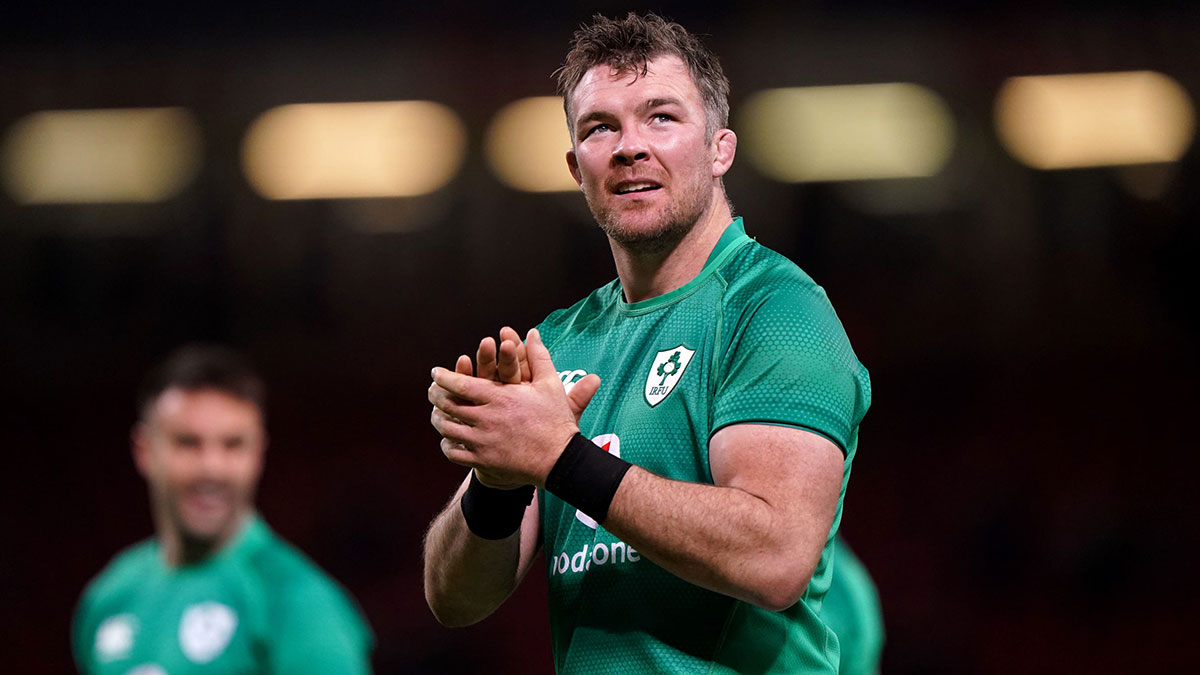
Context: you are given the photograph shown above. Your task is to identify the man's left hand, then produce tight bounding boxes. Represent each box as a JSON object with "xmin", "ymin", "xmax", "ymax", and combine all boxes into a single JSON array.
[{"xmin": 429, "ymin": 329, "xmax": 600, "ymax": 488}]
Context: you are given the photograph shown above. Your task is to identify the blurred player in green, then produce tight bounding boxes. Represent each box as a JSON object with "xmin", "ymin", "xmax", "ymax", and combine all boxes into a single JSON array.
[
  {"xmin": 824, "ymin": 537, "xmax": 886, "ymax": 675},
  {"xmin": 73, "ymin": 345, "xmax": 373, "ymax": 674},
  {"xmin": 423, "ymin": 12, "xmax": 870, "ymax": 674}
]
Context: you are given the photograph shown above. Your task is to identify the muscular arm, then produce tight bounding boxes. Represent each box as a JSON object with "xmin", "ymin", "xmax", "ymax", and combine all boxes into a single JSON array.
[
  {"xmin": 430, "ymin": 329, "xmax": 844, "ymax": 613},
  {"xmin": 422, "ymin": 473, "xmax": 542, "ymax": 627},
  {"xmin": 422, "ymin": 328, "xmax": 548, "ymax": 627},
  {"xmin": 603, "ymin": 424, "xmax": 843, "ymax": 611}
]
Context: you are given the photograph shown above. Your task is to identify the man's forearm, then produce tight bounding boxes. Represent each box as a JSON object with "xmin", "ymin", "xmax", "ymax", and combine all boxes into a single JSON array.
[
  {"xmin": 599, "ymin": 466, "xmax": 825, "ymax": 611},
  {"xmin": 421, "ymin": 478, "xmax": 529, "ymax": 627}
]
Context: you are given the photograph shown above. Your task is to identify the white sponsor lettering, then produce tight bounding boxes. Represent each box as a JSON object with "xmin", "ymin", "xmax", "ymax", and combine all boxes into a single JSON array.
[
  {"xmin": 551, "ymin": 541, "xmax": 641, "ymax": 576},
  {"xmin": 124, "ymin": 666, "xmax": 167, "ymax": 675}
]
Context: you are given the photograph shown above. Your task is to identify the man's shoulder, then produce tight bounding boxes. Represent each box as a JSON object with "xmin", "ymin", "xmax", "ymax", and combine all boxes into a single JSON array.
[
  {"xmin": 538, "ymin": 277, "xmax": 621, "ymax": 344},
  {"xmin": 238, "ymin": 521, "xmax": 372, "ymax": 651},
  {"xmin": 74, "ymin": 537, "xmax": 158, "ymax": 633},
  {"xmin": 717, "ymin": 238, "xmax": 828, "ymax": 311},
  {"xmin": 241, "ymin": 522, "xmax": 342, "ymax": 592},
  {"xmin": 81, "ymin": 538, "xmax": 158, "ymax": 601},
  {"xmin": 240, "ymin": 521, "xmax": 367, "ymax": 621}
]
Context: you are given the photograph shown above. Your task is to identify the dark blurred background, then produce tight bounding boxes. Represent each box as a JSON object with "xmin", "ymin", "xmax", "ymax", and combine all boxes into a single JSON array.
[{"xmin": 2, "ymin": 1, "xmax": 1197, "ymax": 673}]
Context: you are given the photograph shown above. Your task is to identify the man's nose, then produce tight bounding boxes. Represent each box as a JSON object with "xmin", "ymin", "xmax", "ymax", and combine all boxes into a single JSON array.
[
  {"xmin": 198, "ymin": 443, "xmax": 230, "ymax": 476},
  {"xmin": 612, "ymin": 127, "xmax": 649, "ymax": 165}
]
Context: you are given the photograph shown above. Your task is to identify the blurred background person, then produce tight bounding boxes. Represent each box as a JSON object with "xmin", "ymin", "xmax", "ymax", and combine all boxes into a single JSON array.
[
  {"xmin": 72, "ymin": 345, "xmax": 373, "ymax": 674},
  {"xmin": 823, "ymin": 537, "xmax": 885, "ymax": 675}
]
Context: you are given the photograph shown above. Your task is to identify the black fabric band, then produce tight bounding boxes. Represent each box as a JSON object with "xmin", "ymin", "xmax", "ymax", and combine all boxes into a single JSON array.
[
  {"xmin": 544, "ymin": 433, "xmax": 633, "ymax": 526},
  {"xmin": 460, "ymin": 472, "xmax": 534, "ymax": 540}
]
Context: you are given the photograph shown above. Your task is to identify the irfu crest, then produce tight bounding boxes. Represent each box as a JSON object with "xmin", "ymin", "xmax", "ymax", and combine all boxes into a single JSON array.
[{"xmin": 645, "ymin": 345, "xmax": 695, "ymax": 407}]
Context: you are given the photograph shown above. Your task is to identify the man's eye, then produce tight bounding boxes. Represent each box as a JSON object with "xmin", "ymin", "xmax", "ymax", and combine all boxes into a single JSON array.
[
  {"xmin": 585, "ymin": 123, "xmax": 611, "ymax": 137},
  {"xmin": 652, "ymin": 114, "xmax": 673, "ymax": 123},
  {"xmin": 174, "ymin": 436, "xmax": 202, "ymax": 450}
]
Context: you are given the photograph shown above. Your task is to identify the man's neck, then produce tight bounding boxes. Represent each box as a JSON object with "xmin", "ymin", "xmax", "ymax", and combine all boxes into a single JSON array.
[
  {"xmin": 157, "ymin": 513, "xmax": 247, "ymax": 567},
  {"xmin": 610, "ymin": 193, "xmax": 733, "ymax": 304}
]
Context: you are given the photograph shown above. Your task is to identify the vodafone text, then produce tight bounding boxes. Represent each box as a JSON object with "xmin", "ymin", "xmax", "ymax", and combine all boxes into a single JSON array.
[{"xmin": 550, "ymin": 541, "xmax": 641, "ymax": 576}]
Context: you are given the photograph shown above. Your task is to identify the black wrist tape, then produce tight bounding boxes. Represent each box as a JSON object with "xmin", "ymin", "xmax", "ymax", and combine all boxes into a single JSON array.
[
  {"xmin": 460, "ymin": 472, "xmax": 534, "ymax": 540},
  {"xmin": 544, "ymin": 433, "xmax": 632, "ymax": 526}
]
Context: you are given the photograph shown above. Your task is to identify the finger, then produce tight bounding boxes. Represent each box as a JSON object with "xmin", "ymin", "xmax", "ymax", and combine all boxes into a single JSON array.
[
  {"xmin": 517, "ymin": 341, "xmax": 531, "ymax": 382},
  {"xmin": 476, "ymin": 337, "xmax": 498, "ymax": 381},
  {"xmin": 440, "ymin": 437, "xmax": 477, "ymax": 468},
  {"xmin": 499, "ymin": 326, "xmax": 532, "ymax": 382},
  {"xmin": 496, "ymin": 339, "xmax": 522, "ymax": 384},
  {"xmin": 427, "ymin": 380, "xmax": 475, "ymax": 411},
  {"xmin": 431, "ymin": 406, "xmax": 475, "ymax": 443},
  {"xmin": 441, "ymin": 436, "xmax": 469, "ymax": 454},
  {"xmin": 432, "ymin": 367, "xmax": 494, "ymax": 404},
  {"xmin": 429, "ymin": 384, "xmax": 480, "ymax": 425},
  {"xmin": 566, "ymin": 373, "xmax": 602, "ymax": 419},
  {"xmin": 455, "ymin": 354, "xmax": 473, "ymax": 377},
  {"xmin": 525, "ymin": 328, "xmax": 558, "ymax": 383}
]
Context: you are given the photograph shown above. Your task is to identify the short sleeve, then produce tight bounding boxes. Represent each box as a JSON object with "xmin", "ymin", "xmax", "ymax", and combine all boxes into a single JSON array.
[{"xmin": 711, "ymin": 281, "xmax": 869, "ymax": 453}]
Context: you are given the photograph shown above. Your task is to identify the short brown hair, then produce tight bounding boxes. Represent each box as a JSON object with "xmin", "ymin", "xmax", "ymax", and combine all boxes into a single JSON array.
[
  {"xmin": 555, "ymin": 12, "xmax": 731, "ymax": 139},
  {"xmin": 137, "ymin": 344, "xmax": 266, "ymax": 421}
]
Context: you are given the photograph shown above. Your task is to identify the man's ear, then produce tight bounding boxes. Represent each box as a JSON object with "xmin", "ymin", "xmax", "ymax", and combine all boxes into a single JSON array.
[
  {"xmin": 711, "ymin": 128, "xmax": 737, "ymax": 179},
  {"xmin": 566, "ymin": 149, "xmax": 583, "ymax": 188},
  {"xmin": 131, "ymin": 423, "xmax": 151, "ymax": 478}
]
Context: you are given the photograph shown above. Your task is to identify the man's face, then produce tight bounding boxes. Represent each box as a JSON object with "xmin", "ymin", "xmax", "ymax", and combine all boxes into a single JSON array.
[
  {"xmin": 566, "ymin": 55, "xmax": 729, "ymax": 250},
  {"xmin": 134, "ymin": 388, "xmax": 265, "ymax": 548}
]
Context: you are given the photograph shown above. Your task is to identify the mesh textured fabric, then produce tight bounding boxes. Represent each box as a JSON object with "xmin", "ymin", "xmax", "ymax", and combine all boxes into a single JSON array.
[{"xmin": 536, "ymin": 218, "xmax": 871, "ymax": 674}]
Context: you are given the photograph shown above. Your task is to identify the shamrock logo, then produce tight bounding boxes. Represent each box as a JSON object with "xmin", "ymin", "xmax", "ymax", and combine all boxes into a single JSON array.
[
  {"xmin": 645, "ymin": 345, "xmax": 695, "ymax": 408},
  {"xmin": 656, "ymin": 351, "xmax": 681, "ymax": 386}
]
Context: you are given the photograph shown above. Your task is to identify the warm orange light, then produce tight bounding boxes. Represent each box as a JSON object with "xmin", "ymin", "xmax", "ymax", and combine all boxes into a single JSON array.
[
  {"xmin": 485, "ymin": 96, "xmax": 577, "ymax": 192},
  {"xmin": 242, "ymin": 101, "xmax": 467, "ymax": 199},
  {"xmin": 995, "ymin": 71, "xmax": 1195, "ymax": 169},
  {"xmin": 738, "ymin": 84, "xmax": 955, "ymax": 182},
  {"xmin": 2, "ymin": 107, "xmax": 201, "ymax": 204}
]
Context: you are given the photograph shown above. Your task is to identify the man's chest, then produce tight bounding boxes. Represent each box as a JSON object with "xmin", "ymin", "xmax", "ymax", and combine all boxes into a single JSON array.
[
  {"xmin": 86, "ymin": 575, "xmax": 259, "ymax": 675},
  {"xmin": 548, "ymin": 300, "xmax": 724, "ymax": 481}
]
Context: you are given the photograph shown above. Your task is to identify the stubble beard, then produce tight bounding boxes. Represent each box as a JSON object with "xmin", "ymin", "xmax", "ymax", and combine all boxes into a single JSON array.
[
  {"xmin": 161, "ymin": 482, "xmax": 243, "ymax": 557},
  {"xmin": 585, "ymin": 177, "xmax": 713, "ymax": 258}
]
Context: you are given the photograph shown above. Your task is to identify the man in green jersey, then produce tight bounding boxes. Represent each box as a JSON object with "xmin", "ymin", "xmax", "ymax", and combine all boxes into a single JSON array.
[
  {"xmin": 73, "ymin": 346, "xmax": 373, "ymax": 675},
  {"xmin": 824, "ymin": 538, "xmax": 886, "ymax": 675},
  {"xmin": 424, "ymin": 12, "xmax": 870, "ymax": 674}
]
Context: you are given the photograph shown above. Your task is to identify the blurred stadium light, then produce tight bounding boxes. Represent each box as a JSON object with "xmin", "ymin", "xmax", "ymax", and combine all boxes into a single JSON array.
[
  {"xmin": 995, "ymin": 71, "xmax": 1195, "ymax": 170},
  {"xmin": 485, "ymin": 96, "xmax": 577, "ymax": 193},
  {"xmin": 737, "ymin": 83, "xmax": 955, "ymax": 182},
  {"xmin": 1, "ymin": 107, "xmax": 201, "ymax": 204},
  {"xmin": 241, "ymin": 101, "xmax": 467, "ymax": 199}
]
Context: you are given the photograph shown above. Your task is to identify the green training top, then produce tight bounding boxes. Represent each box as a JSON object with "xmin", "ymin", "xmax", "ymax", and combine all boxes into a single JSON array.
[
  {"xmin": 73, "ymin": 515, "xmax": 373, "ymax": 675},
  {"xmin": 823, "ymin": 538, "xmax": 885, "ymax": 675},
  {"xmin": 537, "ymin": 218, "xmax": 872, "ymax": 674}
]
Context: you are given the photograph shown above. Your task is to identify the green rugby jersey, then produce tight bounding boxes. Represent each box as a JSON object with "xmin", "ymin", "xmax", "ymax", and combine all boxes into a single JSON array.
[
  {"xmin": 537, "ymin": 218, "xmax": 871, "ymax": 674},
  {"xmin": 823, "ymin": 538, "xmax": 885, "ymax": 675},
  {"xmin": 73, "ymin": 515, "xmax": 373, "ymax": 675}
]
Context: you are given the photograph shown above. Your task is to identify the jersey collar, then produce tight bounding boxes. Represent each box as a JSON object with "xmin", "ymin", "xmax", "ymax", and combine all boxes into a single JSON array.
[
  {"xmin": 155, "ymin": 512, "xmax": 267, "ymax": 573},
  {"xmin": 618, "ymin": 217, "xmax": 751, "ymax": 315}
]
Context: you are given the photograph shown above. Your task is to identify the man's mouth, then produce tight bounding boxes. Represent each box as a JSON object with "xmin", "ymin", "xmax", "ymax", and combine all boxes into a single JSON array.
[
  {"xmin": 613, "ymin": 181, "xmax": 662, "ymax": 195},
  {"xmin": 185, "ymin": 483, "xmax": 231, "ymax": 512}
]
